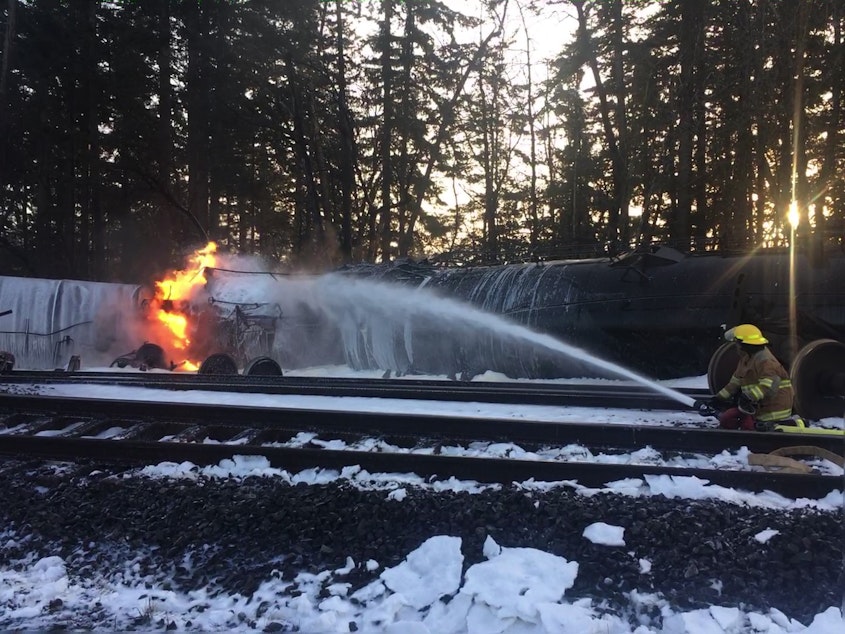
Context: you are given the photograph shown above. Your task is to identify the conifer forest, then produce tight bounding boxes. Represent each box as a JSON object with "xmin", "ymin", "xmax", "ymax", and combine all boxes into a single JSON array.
[{"xmin": 0, "ymin": 0, "xmax": 842, "ymax": 282}]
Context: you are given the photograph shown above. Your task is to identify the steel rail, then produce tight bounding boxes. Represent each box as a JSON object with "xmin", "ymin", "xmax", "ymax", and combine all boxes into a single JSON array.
[
  {"xmin": 0, "ymin": 416, "xmax": 838, "ymax": 500},
  {"xmin": 1, "ymin": 371, "xmax": 709, "ymax": 410},
  {"xmin": 2, "ymin": 393, "xmax": 843, "ymax": 455},
  {"xmin": 0, "ymin": 396, "xmax": 841, "ymax": 497}
]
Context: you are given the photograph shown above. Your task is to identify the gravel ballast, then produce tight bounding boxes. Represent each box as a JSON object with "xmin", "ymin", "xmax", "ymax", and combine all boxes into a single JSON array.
[{"xmin": 0, "ymin": 459, "xmax": 843, "ymax": 630}]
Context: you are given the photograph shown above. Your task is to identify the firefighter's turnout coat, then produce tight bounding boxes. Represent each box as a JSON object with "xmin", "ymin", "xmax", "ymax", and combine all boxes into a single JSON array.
[{"xmin": 716, "ymin": 347, "xmax": 794, "ymax": 422}]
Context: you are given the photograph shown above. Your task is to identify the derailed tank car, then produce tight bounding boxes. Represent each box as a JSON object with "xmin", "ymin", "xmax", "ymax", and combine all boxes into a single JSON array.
[
  {"xmin": 0, "ymin": 275, "xmax": 145, "ymax": 370},
  {"xmin": 1, "ymin": 246, "xmax": 844, "ymax": 397},
  {"xmin": 337, "ymin": 246, "xmax": 845, "ymax": 380}
]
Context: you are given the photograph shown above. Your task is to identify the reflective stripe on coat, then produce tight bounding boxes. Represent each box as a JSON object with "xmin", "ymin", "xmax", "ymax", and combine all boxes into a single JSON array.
[{"xmin": 716, "ymin": 347, "xmax": 794, "ymax": 422}]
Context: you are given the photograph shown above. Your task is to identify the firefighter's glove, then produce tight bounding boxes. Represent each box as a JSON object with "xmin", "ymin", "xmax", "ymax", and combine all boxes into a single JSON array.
[
  {"xmin": 694, "ymin": 399, "xmax": 717, "ymax": 417},
  {"xmin": 695, "ymin": 396, "xmax": 728, "ymax": 416},
  {"xmin": 711, "ymin": 395, "xmax": 732, "ymax": 408},
  {"xmin": 737, "ymin": 392, "xmax": 757, "ymax": 415}
]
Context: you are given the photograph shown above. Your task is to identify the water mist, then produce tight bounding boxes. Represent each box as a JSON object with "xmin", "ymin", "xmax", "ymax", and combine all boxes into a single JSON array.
[{"xmin": 211, "ymin": 270, "xmax": 695, "ymax": 408}]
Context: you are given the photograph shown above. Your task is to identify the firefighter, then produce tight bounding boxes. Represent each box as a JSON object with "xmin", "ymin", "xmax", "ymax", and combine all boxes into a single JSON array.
[{"xmin": 700, "ymin": 324, "xmax": 794, "ymax": 430}]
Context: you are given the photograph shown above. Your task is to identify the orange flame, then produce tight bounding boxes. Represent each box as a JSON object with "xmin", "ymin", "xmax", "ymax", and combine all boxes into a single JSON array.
[
  {"xmin": 149, "ymin": 241, "xmax": 218, "ymax": 369},
  {"xmin": 154, "ymin": 241, "xmax": 218, "ymax": 304}
]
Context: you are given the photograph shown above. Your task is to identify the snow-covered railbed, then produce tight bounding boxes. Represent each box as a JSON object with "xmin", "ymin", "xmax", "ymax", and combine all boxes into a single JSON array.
[
  {"xmin": 0, "ymin": 457, "xmax": 842, "ymax": 633},
  {"xmin": 283, "ymin": 431, "xmax": 845, "ymax": 477}
]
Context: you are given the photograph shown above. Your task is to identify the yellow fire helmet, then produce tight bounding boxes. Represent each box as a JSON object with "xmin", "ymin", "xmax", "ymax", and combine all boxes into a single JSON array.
[{"xmin": 725, "ymin": 323, "xmax": 769, "ymax": 345}]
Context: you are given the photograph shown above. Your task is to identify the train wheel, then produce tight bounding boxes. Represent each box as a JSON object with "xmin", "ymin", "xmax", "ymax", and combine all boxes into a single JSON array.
[
  {"xmin": 136, "ymin": 343, "xmax": 166, "ymax": 370},
  {"xmin": 707, "ymin": 342, "xmax": 740, "ymax": 394},
  {"xmin": 198, "ymin": 352, "xmax": 239, "ymax": 375},
  {"xmin": 790, "ymin": 339, "xmax": 845, "ymax": 420},
  {"xmin": 244, "ymin": 356, "xmax": 283, "ymax": 377},
  {"xmin": 0, "ymin": 351, "xmax": 14, "ymax": 373}
]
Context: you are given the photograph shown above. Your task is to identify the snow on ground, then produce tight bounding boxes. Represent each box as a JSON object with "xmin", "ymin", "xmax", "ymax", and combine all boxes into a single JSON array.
[
  {"xmin": 4, "ymin": 528, "xmax": 840, "ymax": 634},
  {"xmin": 1, "ymin": 367, "xmax": 844, "ymax": 632}
]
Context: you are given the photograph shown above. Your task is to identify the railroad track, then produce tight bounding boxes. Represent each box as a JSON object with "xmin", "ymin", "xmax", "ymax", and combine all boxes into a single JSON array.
[
  {"xmin": 0, "ymin": 393, "xmax": 842, "ymax": 499},
  {"xmin": 0, "ymin": 370, "xmax": 709, "ymax": 410}
]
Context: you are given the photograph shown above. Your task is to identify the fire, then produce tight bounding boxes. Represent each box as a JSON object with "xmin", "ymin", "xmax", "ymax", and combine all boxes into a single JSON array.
[
  {"xmin": 157, "ymin": 311, "xmax": 189, "ymax": 349},
  {"xmin": 154, "ymin": 241, "xmax": 218, "ymax": 304},
  {"xmin": 148, "ymin": 241, "xmax": 218, "ymax": 369}
]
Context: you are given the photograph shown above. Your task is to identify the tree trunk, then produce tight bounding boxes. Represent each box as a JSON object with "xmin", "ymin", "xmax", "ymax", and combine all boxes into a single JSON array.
[
  {"xmin": 285, "ymin": 58, "xmax": 325, "ymax": 254},
  {"xmin": 378, "ymin": 0, "xmax": 394, "ymax": 262},
  {"xmin": 0, "ymin": 0, "xmax": 16, "ymax": 213},
  {"xmin": 609, "ymin": 0, "xmax": 630, "ymax": 245},
  {"xmin": 395, "ymin": 2, "xmax": 414, "ymax": 257},
  {"xmin": 81, "ymin": 0, "xmax": 103, "ymax": 278},
  {"xmin": 155, "ymin": 0, "xmax": 174, "ymax": 262},
  {"xmin": 335, "ymin": 0, "xmax": 354, "ymax": 262},
  {"xmin": 479, "ymin": 58, "xmax": 497, "ymax": 263},
  {"xmin": 771, "ymin": 3, "xmax": 798, "ymax": 245},
  {"xmin": 791, "ymin": 0, "xmax": 811, "ymax": 231},
  {"xmin": 573, "ymin": 0, "xmax": 627, "ymax": 246},
  {"xmin": 674, "ymin": 0, "xmax": 703, "ymax": 248},
  {"xmin": 206, "ymin": 1, "xmax": 228, "ymax": 242},
  {"xmin": 186, "ymin": 0, "xmax": 210, "ymax": 245},
  {"xmin": 692, "ymin": 5, "xmax": 708, "ymax": 246},
  {"xmin": 518, "ymin": 2, "xmax": 539, "ymax": 254},
  {"xmin": 815, "ymin": 0, "xmax": 843, "ymax": 240}
]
